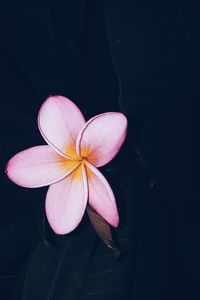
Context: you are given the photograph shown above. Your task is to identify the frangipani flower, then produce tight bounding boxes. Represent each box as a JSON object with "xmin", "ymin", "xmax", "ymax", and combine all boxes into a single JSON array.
[{"xmin": 6, "ymin": 96, "xmax": 127, "ymax": 234}]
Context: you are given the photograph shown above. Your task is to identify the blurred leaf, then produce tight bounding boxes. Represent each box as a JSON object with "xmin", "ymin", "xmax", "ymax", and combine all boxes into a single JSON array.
[
  {"xmin": 41, "ymin": 209, "xmax": 57, "ymax": 249},
  {"xmin": 87, "ymin": 205, "xmax": 121, "ymax": 258}
]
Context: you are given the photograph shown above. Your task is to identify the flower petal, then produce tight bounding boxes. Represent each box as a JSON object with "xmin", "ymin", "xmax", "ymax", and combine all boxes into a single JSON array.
[
  {"xmin": 85, "ymin": 161, "xmax": 119, "ymax": 227},
  {"xmin": 45, "ymin": 164, "xmax": 88, "ymax": 234},
  {"xmin": 5, "ymin": 145, "xmax": 79, "ymax": 188},
  {"xmin": 38, "ymin": 95, "xmax": 85, "ymax": 159},
  {"xmin": 76, "ymin": 112, "xmax": 127, "ymax": 167}
]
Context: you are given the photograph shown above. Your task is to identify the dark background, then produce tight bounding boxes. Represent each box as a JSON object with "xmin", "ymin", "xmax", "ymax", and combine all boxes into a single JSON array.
[
  {"xmin": 105, "ymin": 0, "xmax": 200, "ymax": 206},
  {"xmin": 0, "ymin": 0, "xmax": 200, "ymax": 299},
  {"xmin": 105, "ymin": 2, "xmax": 200, "ymax": 298}
]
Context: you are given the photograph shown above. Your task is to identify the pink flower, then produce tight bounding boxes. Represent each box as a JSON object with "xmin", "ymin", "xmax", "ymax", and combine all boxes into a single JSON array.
[{"xmin": 6, "ymin": 96, "xmax": 127, "ymax": 234}]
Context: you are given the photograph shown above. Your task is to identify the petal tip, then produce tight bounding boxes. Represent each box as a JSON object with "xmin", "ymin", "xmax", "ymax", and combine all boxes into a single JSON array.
[
  {"xmin": 51, "ymin": 225, "xmax": 74, "ymax": 235},
  {"xmin": 107, "ymin": 210, "xmax": 119, "ymax": 228},
  {"xmin": 4, "ymin": 162, "xmax": 10, "ymax": 178},
  {"xmin": 112, "ymin": 216, "xmax": 119, "ymax": 228},
  {"xmin": 5, "ymin": 157, "xmax": 15, "ymax": 182},
  {"xmin": 46, "ymin": 213, "xmax": 81, "ymax": 235}
]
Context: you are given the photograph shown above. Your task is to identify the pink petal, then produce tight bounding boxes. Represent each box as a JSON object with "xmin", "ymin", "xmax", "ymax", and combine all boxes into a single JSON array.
[
  {"xmin": 76, "ymin": 112, "xmax": 127, "ymax": 167},
  {"xmin": 85, "ymin": 161, "xmax": 119, "ymax": 227},
  {"xmin": 5, "ymin": 145, "xmax": 79, "ymax": 188},
  {"xmin": 45, "ymin": 163, "xmax": 88, "ymax": 234},
  {"xmin": 38, "ymin": 95, "xmax": 85, "ymax": 159}
]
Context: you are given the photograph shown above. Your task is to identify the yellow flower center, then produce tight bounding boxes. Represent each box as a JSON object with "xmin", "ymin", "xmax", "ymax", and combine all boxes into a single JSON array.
[
  {"xmin": 58, "ymin": 143, "xmax": 95, "ymax": 181},
  {"xmin": 65, "ymin": 143, "xmax": 96, "ymax": 164}
]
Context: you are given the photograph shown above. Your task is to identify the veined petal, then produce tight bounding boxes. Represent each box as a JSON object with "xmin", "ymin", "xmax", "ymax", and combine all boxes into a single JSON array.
[
  {"xmin": 45, "ymin": 163, "xmax": 88, "ymax": 234},
  {"xmin": 38, "ymin": 95, "xmax": 85, "ymax": 159},
  {"xmin": 85, "ymin": 161, "xmax": 119, "ymax": 228},
  {"xmin": 76, "ymin": 112, "xmax": 127, "ymax": 167},
  {"xmin": 5, "ymin": 145, "xmax": 79, "ymax": 188}
]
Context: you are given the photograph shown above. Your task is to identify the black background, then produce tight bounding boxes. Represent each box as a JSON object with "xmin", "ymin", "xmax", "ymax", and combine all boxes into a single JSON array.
[{"xmin": 0, "ymin": 0, "xmax": 200, "ymax": 299}]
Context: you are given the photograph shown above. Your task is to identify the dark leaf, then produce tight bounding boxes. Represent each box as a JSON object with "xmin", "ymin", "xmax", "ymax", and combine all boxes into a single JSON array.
[
  {"xmin": 87, "ymin": 205, "xmax": 121, "ymax": 258},
  {"xmin": 41, "ymin": 209, "xmax": 57, "ymax": 248}
]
